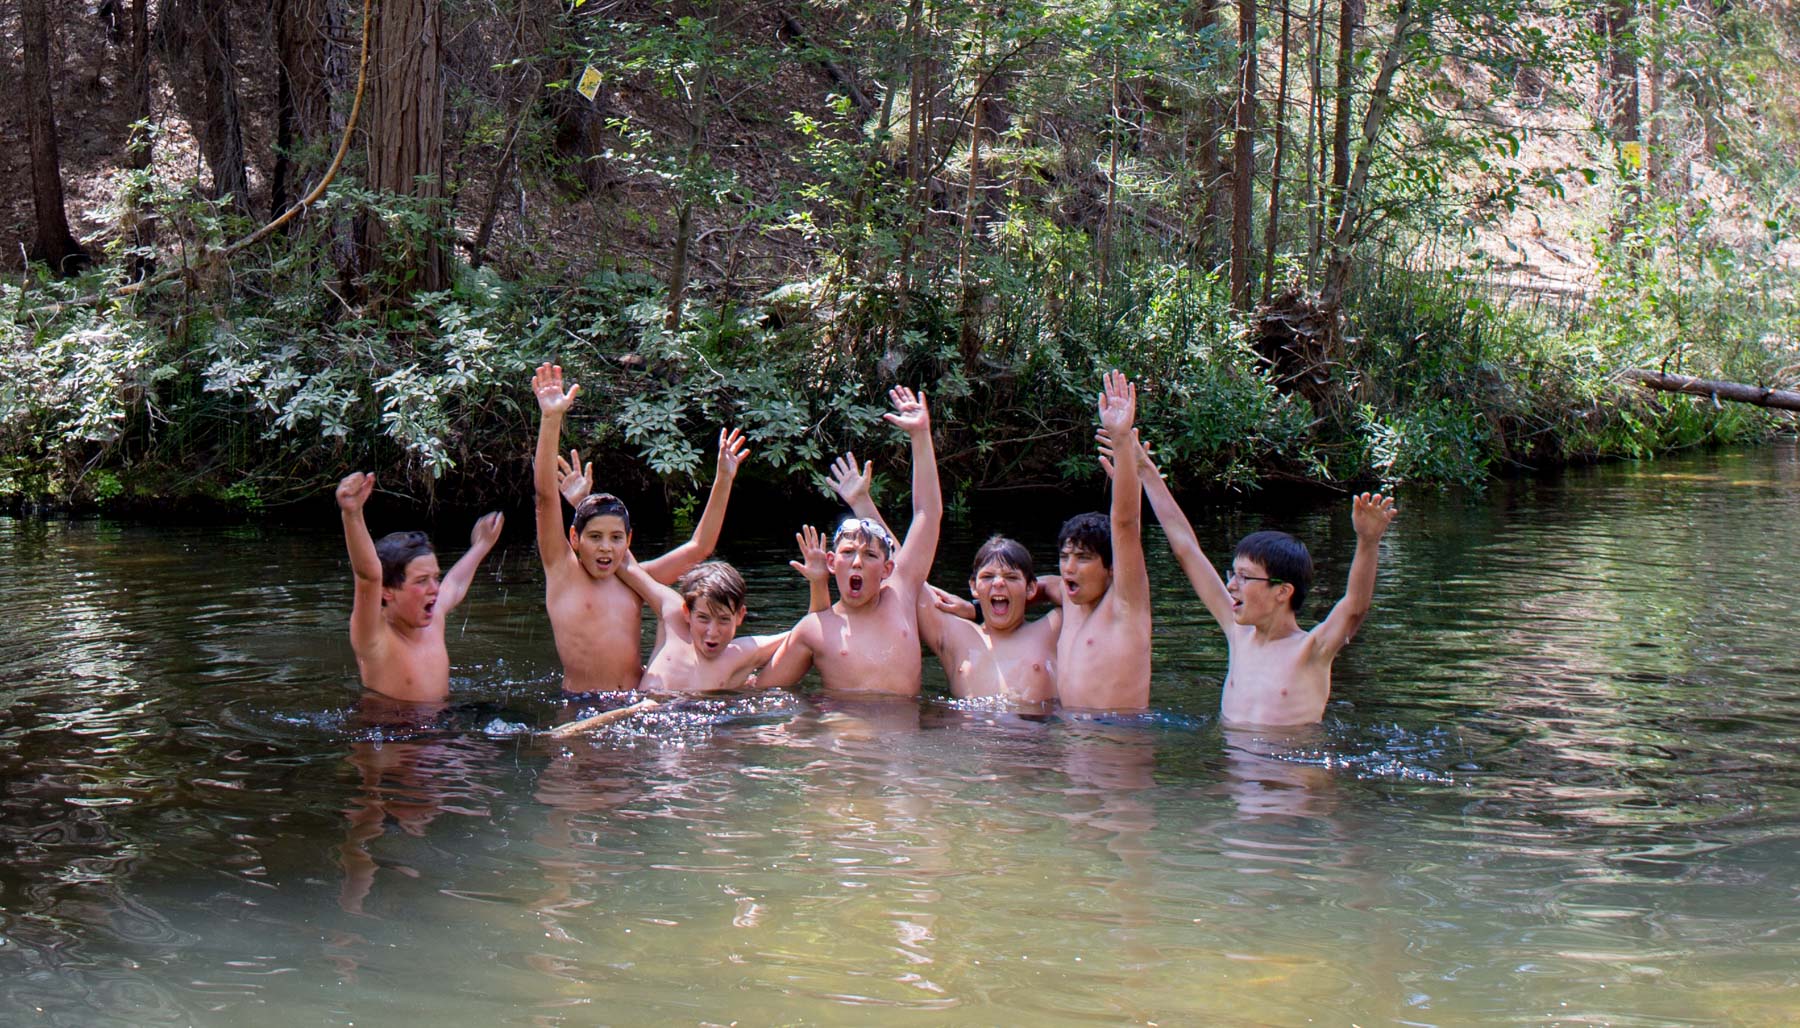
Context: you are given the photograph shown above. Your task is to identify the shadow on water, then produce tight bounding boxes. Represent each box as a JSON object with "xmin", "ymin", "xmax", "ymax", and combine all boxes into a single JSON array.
[{"xmin": 2, "ymin": 441, "xmax": 1799, "ymax": 1023}]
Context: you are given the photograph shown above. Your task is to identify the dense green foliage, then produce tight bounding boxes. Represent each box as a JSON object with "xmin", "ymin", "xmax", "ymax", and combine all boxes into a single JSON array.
[{"xmin": 3, "ymin": 0, "xmax": 1796, "ymax": 513}]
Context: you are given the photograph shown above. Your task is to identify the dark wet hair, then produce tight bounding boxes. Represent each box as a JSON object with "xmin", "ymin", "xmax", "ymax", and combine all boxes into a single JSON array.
[
  {"xmin": 1056, "ymin": 512, "xmax": 1112, "ymax": 568},
  {"xmin": 678, "ymin": 561, "xmax": 746, "ymax": 613},
  {"xmin": 375, "ymin": 531, "xmax": 435, "ymax": 588},
  {"xmin": 971, "ymin": 534, "xmax": 1033, "ymax": 581},
  {"xmin": 1235, "ymin": 530, "xmax": 1313, "ymax": 612},
  {"xmin": 573, "ymin": 493, "xmax": 632, "ymax": 536}
]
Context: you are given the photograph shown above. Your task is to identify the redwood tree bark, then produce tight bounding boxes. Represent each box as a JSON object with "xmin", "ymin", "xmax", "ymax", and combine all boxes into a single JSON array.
[
  {"xmin": 196, "ymin": 0, "xmax": 250, "ymax": 212},
  {"xmin": 359, "ymin": 0, "xmax": 449, "ymax": 294},
  {"xmin": 21, "ymin": 0, "xmax": 90, "ymax": 275},
  {"xmin": 274, "ymin": 0, "xmax": 343, "ymax": 217},
  {"xmin": 1229, "ymin": 0, "xmax": 1258, "ymax": 311}
]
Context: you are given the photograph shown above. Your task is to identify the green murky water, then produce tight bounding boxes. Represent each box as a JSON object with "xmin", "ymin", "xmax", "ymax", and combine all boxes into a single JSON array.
[{"xmin": 2, "ymin": 442, "xmax": 1798, "ymax": 1025}]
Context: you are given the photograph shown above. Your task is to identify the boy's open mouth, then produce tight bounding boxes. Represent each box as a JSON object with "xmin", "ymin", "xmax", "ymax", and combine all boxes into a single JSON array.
[
  {"xmin": 847, "ymin": 573, "xmax": 865, "ymax": 595},
  {"xmin": 989, "ymin": 595, "xmax": 1011, "ymax": 616},
  {"xmin": 1063, "ymin": 577, "xmax": 1079, "ymax": 598}
]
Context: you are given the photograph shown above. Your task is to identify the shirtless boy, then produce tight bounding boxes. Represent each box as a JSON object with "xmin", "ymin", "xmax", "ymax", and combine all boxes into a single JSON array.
[
  {"xmin": 826, "ymin": 453, "xmax": 1059, "ymax": 703},
  {"xmin": 530, "ymin": 362, "xmax": 747, "ymax": 693},
  {"xmin": 614, "ymin": 528, "xmax": 830, "ymax": 695},
  {"xmin": 335, "ymin": 471, "xmax": 504, "ymax": 702},
  {"xmin": 756, "ymin": 387, "xmax": 942, "ymax": 695},
  {"xmin": 1053, "ymin": 371, "xmax": 1154, "ymax": 711},
  {"xmin": 1104, "ymin": 433, "xmax": 1397, "ymax": 725},
  {"xmin": 922, "ymin": 536, "xmax": 1062, "ymax": 703}
]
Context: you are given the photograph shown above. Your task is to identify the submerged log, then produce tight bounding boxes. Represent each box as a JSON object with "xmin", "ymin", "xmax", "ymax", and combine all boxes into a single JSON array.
[{"xmin": 1624, "ymin": 369, "xmax": 1800, "ymax": 413}]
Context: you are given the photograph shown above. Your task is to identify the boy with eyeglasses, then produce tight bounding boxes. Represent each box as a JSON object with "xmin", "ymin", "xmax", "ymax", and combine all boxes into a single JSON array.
[{"xmin": 1099, "ymin": 434, "xmax": 1397, "ymax": 726}]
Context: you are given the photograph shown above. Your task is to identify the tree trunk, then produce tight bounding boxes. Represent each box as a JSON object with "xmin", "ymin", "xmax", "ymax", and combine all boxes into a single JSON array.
[
  {"xmin": 1099, "ymin": 58, "xmax": 1119, "ymax": 290},
  {"xmin": 127, "ymin": 0, "xmax": 152, "ymax": 171},
  {"xmin": 1187, "ymin": 0, "xmax": 1231, "ymax": 259},
  {"xmin": 1261, "ymin": 0, "xmax": 1292, "ymax": 306},
  {"xmin": 1319, "ymin": 0, "xmax": 1413, "ymax": 312},
  {"xmin": 958, "ymin": 89, "xmax": 985, "ymax": 368},
  {"xmin": 360, "ymin": 0, "xmax": 448, "ymax": 295},
  {"xmin": 1304, "ymin": 0, "xmax": 1324, "ymax": 285},
  {"xmin": 197, "ymin": 0, "xmax": 250, "ymax": 212},
  {"xmin": 21, "ymin": 0, "xmax": 90, "ymax": 275},
  {"xmin": 1596, "ymin": 0, "xmax": 1641, "ymax": 230},
  {"xmin": 274, "ymin": 0, "xmax": 342, "ymax": 218},
  {"xmin": 1625, "ymin": 369, "xmax": 1800, "ymax": 413},
  {"xmin": 892, "ymin": 0, "xmax": 928, "ymax": 342},
  {"xmin": 1328, "ymin": 0, "xmax": 1361, "ymax": 227},
  {"xmin": 1229, "ymin": 0, "xmax": 1258, "ymax": 311}
]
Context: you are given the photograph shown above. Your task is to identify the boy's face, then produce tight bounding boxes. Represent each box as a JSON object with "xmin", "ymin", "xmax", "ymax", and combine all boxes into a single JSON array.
[
  {"xmin": 970, "ymin": 560, "xmax": 1031, "ymax": 631},
  {"xmin": 827, "ymin": 533, "xmax": 893, "ymax": 608},
  {"xmin": 1059, "ymin": 543, "xmax": 1112, "ymax": 607},
  {"xmin": 686, "ymin": 598, "xmax": 747, "ymax": 660},
  {"xmin": 382, "ymin": 554, "xmax": 442, "ymax": 628},
  {"xmin": 1226, "ymin": 557, "xmax": 1291, "ymax": 624},
  {"xmin": 571, "ymin": 516, "xmax": 630, "ymax": 579}
]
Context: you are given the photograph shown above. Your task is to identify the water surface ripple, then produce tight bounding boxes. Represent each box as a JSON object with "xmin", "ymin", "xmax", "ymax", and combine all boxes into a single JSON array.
[{"xmin": 2, "ymin": 444, "xmax": 1798, "ymax": 1024}]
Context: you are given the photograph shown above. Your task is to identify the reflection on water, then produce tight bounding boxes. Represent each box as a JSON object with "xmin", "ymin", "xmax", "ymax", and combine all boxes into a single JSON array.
[{"xmin": 2, "ymin": 442, "xmax": 1799, "ymax": 1023}]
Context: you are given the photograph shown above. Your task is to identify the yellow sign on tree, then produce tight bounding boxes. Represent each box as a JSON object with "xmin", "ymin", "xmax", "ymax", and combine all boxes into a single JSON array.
[{"xmin": 577, "ymin": 65, "xmax": 602, "ymax": 102}]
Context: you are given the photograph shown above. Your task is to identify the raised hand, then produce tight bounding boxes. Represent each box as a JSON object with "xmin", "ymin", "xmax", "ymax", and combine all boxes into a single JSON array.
[
  {"xmin": 789, "ymin": 524, "xmax": 829, "ymax": 582},
  {"xmin": 555, "ymin": 447, "xmax": 593, "ymax": 507},
  {"xmin": 470, "ymin": 511, "xmax": 505, "ymax": 550},
  {"xmin": 826, "ymin": 451, "xmax": 875, "ymax": 507},
  {"xmin": 532, "ymin": 362, "xmax": 580, "ymax": 416},
  {"xmin": 882, "ymin": 386, "xmax": 930, "ymax": 435},
  {"xmin": 716, "ymin": 427, "xmax": 750, "ymax": 480},
  {"xmin": 1351, "ymin": 492, "xmax": 1398, "ymax": 541},
  {"xmin": 1095, "ymin": 429, "xmax": 1156, "ymax": 480},
  {"xmin": 1097, "ymin": 369, "xmax": 1137, "ymax": 438},
  {"xmin": 335, "ymin": 472, "xmax": 374, "ymax": 513}
]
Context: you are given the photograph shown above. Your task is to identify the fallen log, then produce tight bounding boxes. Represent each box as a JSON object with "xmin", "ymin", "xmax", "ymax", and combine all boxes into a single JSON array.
[
  {"xmin": 541, "ymin": 698, "xmax": 660, "ymax": 739},
  {"xmin": 1624, "ymin": 369, "xmax": 1800, "ymax": 413}
]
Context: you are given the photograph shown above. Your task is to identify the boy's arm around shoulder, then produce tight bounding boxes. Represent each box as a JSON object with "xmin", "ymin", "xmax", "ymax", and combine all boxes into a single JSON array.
[
  {"xmin": 336, "ymin": 473, "xmax": 387, "ymax": 658},
  {"xmin": 1309, "ymin": 493, "xmax": 1398, "ymax": 658},
  {"xmin": 750, "ymin": 613, "xmax": 818, "ymax": 689},
  {"xmin": 617, "ymin": 553, "xmax": 687, "ymax": 636},
  {"xmin": 643, "ymin": 428, "xmax": 748, "ymax": 585}
]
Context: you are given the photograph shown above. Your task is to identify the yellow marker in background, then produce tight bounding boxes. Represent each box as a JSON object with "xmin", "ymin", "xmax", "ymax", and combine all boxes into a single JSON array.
[
  {"xmin": 1619, "ymin": 140, "xmax": 1644, "ymax": 171},
  {"xmin": 577, "ymin": 65, "xmax": 602, "ymax": 102}
]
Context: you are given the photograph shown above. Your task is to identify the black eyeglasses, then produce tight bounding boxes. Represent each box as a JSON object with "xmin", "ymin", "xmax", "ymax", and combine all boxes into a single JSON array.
[{"xmin": 1226, "ymin": 569, "xmax": 1284, "ymax": 586}]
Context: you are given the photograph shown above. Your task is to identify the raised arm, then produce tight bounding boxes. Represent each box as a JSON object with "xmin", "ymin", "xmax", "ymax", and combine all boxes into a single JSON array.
[
  {"xmin": 1098, "ymin": 371, "xmax": 1151, "ymax": 610},
  {"xmin": 1311, "ymin": 493, "xmax": 1397, "ymax": 657},
  {"xmin": 885, "ymin": 387, "xmax": 941, "ymax": 588},
  {"xmin": 555, "ymin": 448, "xmax": 593, "ymax": 509},
  {"xmin": 532, "ymin": 363, "xmax": 580, "ymax": 571},
  {"xmin": 1100, "ymin": 432, "xmax": 1232, "ymax": 627},
  {"xmin": 826, "ymin": 452, "xmax": 896, "ymax": 542},
  {"xmin": 437, "ymin": 512, "xmax": 504, "ymax": 616},
  {"xmin": 787, "ymin": 524, "xmax": 832, "ymax": 613},
  {"xmin": 643, "ymin": 427, "xmax": 748, "ymax": 585},
  {"xmin": 336, "ymin": 472, "xmax": 387, "ymax": 657}
]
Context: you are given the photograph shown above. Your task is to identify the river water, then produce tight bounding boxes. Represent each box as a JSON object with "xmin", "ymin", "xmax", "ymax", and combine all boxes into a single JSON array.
[{"xmin": 2, "ymin": 443, "xmax": 1797, "ymax": 1025}]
